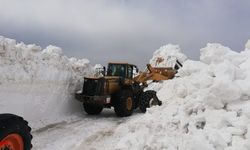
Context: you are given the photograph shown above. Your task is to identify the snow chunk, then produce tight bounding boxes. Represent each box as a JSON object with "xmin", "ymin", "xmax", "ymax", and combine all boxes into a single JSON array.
[
  {"xmin": 200, "ymin": 43, "xmax": 243, "ymax": 65},
  {"xmin": 210, "ymin": 80, "xmax": 241, "ymax": 104}
]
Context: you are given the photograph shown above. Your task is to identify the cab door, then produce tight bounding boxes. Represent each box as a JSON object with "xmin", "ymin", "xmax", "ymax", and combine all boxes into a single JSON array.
[{"xmin": 124, "ymin": 65, "xmax": 134, "ymax": 85}]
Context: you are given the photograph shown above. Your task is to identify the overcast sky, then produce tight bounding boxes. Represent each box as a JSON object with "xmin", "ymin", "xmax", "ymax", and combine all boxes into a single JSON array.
[{"xmin": 0, "ymin": 0, "xmax": 250, "ymax": 68}]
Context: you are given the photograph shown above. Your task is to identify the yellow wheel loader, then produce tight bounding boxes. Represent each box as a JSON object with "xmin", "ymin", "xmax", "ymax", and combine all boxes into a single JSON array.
[{"xmin": 75, "ymin": 60, "xmax": 181, "ymax": 117}]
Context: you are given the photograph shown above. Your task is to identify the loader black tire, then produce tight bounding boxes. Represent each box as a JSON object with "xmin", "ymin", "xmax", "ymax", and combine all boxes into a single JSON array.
[
  {"xmin": 139, "ymin": 90, "xmax": 161, "ymax": 113},
  {"xmin": 114, "ymin": 89, "xmax": 134, "ymax": 117},
  {"xmin": 83, "ymin": 103, "xmax": 103, "ymax": 115},
  {"xmin": 0, "ymin": 114, "xmax": 32, "ymax": 150}
]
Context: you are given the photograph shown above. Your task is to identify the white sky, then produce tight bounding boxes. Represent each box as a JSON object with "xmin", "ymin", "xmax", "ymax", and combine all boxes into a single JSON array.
[{"xmin": 0, "ymin": 0, "xmax": 250, "ymax": 68}]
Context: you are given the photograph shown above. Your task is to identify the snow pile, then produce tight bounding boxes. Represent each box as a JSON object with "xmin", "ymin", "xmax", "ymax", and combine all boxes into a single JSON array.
[
  {"xmin": 150, "ymin": 44, "xmax": 187, "ymax": 67},
  {"xmin": 102, "ymin": 41, "xmax": 250, "ymax": 150},
  {"xmin": 0, "ymin": 36, "xmax": 93, "ymax": 129}
]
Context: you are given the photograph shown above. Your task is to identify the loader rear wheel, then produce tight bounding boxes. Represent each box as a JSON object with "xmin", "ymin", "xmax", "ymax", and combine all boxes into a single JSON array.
[
  {"xmin": 0, "ymin": 114, "xmax": 32, "ymax": 150},
  {"xmin": 114, "ymin": 89, "xmax": 134, "ymax": 117},
  {"xmin": 83, "ymin": 103, "xmax": 103, "ymax": 115},
  {"xmin": 139, "ymin": 90, "xmax": 162, "ymax": 113}
]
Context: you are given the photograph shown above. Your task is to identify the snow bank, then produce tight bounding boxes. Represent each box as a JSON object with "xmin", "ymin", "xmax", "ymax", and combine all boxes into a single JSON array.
[
  {"xmin": 105, "ymin": 41, "xmax": 250, "ymax": 150},
  {"xmin": 0, "ymin": 36, "xmax": 93, "ymax": 129}
]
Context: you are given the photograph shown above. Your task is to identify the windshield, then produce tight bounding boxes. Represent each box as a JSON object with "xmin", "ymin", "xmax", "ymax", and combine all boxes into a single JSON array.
[{"xmin": 107, "ymin": 64, "xmax": 126, "ymax": 77}]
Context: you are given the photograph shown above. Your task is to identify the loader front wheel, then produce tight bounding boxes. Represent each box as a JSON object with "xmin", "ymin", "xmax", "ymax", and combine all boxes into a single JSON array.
[
  {"xmin": 114, "ymin": 89, "xmax": 134, "ymax": 117},
  {"xmin": 83, "ymin": 103, "xmax": 103, "ymax": 115},
  {"xmin": 139, "ymin": 90, "xmax": 162, "ymax": 113},
  {"xmin": 0, "ymin": 114, "xmax": 32, "ymax": 150}
]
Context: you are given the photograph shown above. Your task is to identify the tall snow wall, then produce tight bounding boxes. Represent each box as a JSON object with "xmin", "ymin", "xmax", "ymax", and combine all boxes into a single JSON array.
[{"xmin": 0, "ymin": 36, "xmax": 93, "ymax": 129}]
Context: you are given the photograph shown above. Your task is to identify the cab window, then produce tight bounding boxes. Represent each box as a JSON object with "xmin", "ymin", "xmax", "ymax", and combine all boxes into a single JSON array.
[{"xmin": 107, "ymin": 64, "xmax": 126, "ymax": 78}]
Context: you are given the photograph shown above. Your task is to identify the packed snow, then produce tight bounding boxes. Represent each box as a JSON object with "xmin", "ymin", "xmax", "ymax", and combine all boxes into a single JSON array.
[
  {"xmin": 100, "ymin": 43, "xmax": 250, "ymax": 150},
  {"xmin": 1, "ymin": 35, "xmax": 250, "ymax": 150},
  {"xmin": 0, "ymin": 36, "xmax": 93, "ymax": 129}
]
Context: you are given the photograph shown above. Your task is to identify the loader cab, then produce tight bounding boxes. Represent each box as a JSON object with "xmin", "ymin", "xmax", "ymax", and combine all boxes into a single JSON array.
[{"xmin": 107, "ymin": 63, "xmax": 138, "ymax": 79}]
